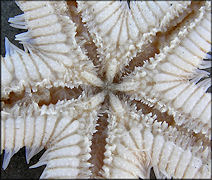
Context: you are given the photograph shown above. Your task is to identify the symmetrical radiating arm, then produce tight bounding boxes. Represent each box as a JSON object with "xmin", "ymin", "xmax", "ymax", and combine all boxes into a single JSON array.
[
  {"xmin": 113, "ymin": 1, "xmax": 211, "ymax": 138},
  {"xmin": 77, "ymin": 1, "xmax": 191, "ymax": 74},
  {"xmin": 1, "ymin": 1, "xmax": 98, "ymax": 99},
  {"xmin": 102, "ymin": 94, "xmax": 211, "ymax": 179},
  {"xmin": 1, "ymin": 92, "xmax": 105, "ymax": 178}
]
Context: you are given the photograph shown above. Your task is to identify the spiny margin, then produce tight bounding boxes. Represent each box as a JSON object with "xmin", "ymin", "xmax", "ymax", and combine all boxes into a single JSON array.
[
  {"xmin": 116, "ymin": 1, "xmax": 211, "ymax": 138},
  {"xmin": 1, "ymin": 92, "xmax": 105, "ymax": 178},
  {"xmin": 101, "ymin": 98, "xmax": 211, "ymax": 179},
  {"xmin": 77, "ymin": 1, "xmax": 191, "ymax": 75},
  {"xmin": 2, "ymin": 1, "xmax": 97, "ymax": 99}
]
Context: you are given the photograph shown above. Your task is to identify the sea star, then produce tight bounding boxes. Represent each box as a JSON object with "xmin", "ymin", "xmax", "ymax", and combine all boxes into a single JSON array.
[{"xmin": 1, "ymin": 1, "xmax": 211, "ymax": 179}]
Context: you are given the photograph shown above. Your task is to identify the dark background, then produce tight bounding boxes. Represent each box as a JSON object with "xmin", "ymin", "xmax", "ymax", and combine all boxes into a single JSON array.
[
  {"xmin": 2, "ymin": 1, "xmax": 210, "ymax": 179},
  {"xmin": 0, "ymin": 2, "xmax": 156, "ymax": 179},
  {"xmin": 1, "ymin": 1, "xmax": 45, "ymax": 179},
  {"xmin": 1, "ymin": 1, "xmax": 26, "ymax": 56}
]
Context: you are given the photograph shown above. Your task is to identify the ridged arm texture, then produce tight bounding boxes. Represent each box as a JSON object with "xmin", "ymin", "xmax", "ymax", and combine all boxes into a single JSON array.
[{"xmin": 1, "ymin": 1, "xmax": 211, "ymax": 179}]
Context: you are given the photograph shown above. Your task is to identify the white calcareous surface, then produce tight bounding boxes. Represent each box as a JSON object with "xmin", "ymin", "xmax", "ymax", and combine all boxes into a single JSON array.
[{"xmin": 1, "ymin": 1, "xmax": 211, "ymax": 179}]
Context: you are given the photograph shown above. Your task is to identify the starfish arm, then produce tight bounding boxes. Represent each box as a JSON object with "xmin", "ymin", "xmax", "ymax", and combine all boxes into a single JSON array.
[
  {"xmin": 77, "ymin": 1, "xmax": 191, "ymax": 74},
  {"xmin": 1, "ymin": 1, "xmax": 211, "ymax": 179},
  {"xmin": 1, "ymin": 101, "xmax": 57, "ymax": 169},
  {"xmin": 1, "ymin": 1, "xmax": 102, "ymax": 99},
  {"xmin": 12, "ymin": 1, "xmax": 83, "ymax": 58},
  {"xmin": 101, "ymin": 96, "xmax": 211, "ymax": 179},
  {"xmin": 31, "ymin": 92, "xmax": 105, "ymax": 179},
  {"xmin": 1, "ymin": 92, "xmax": 105, "ymax": 177},
  {"xmin": 1, "ymin": 98, "xmax": 76, "ymax": 169},
  {"xmin": 149, "ymin": 3, "xmax": 211, "ymax": 138},
  {"xmin": 115, "ymin": 2, "xmax": 211, "ymax": 137},
  {"xmin": 1, "ymin": 39, "xmax": 96, "ymax": 99}
]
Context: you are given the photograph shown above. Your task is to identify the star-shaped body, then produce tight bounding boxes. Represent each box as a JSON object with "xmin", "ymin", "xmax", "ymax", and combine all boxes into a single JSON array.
[{"xmin": 1, "ymin": 1, "xmax": 211, "ymax": 179}]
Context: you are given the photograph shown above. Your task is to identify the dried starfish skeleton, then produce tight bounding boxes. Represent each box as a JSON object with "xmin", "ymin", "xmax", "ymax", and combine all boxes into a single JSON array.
[{"xmin": 1, "ymin": 1, "xmax": 211, "ymax": 179}]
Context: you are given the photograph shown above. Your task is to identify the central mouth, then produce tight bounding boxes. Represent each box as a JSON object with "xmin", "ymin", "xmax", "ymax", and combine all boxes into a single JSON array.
[{"xmin": 102, "ymin": 82, "xmax": 119, "ymax": 95}]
